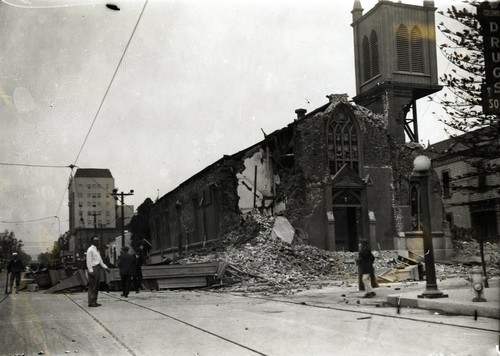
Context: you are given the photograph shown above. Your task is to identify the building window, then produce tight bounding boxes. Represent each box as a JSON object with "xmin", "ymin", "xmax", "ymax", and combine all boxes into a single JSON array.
[
  {"xmin": 397, "ymin": 24, "xmax": 424, "ymax": 73},
  {"xmin": 442, "ymin": 170, "xmax": 451, "ymax": 198},
  {"xmin": 78, "ymin": 193, "xmax": 83, "ymax": 198},
  {"xmin": 370, "ymin": 30, "xmax": 379, "ymax": 76},
  {"xmin": 92, "ymin": 193, "xmax": 96, "ymax": 198},
  {"xmin": 410, "ymin": 26, "xmax": 424, "ymax": 72},
  {"xmin": 410, "ymin": 183, "xmax": 421, "ymax": 230},
  {"xmin": 106, "ymin": 211, "xmax": 110, "ymax": 216},
  {"xmin": 478, "ymin": 172, "xmax": 487, "ymax": 193},
  {"xmin": 361, "ymin": 31, "xmax": 379, "ymax": 82},
  {"xmin": 327, "ymin": 108, "xmax": 360, "ymax": 175},
  {"xmin": 87, "ymin": 193, "xmax": 91, "ymax": 198},
  {"xmin": 79, "ymin": 211, "xmax": 83, "ymax": 216},
  {"xmin": 97, "ymin": 193, "xmax": 101, "ymax": 198},
  {"xmin": 87, "ymin": 184, "xmax": 91, "ymax": 189},
  {"xmin": 445, "ymin": 212, "xmax": 454, "ymax": 227},
  {"xmin": 362, "ymin": 36, "xmax": 371, "ymax": 81},
  {"xmin": 396, "ymin": 24, "xmax": 410, "ymax": 72}
]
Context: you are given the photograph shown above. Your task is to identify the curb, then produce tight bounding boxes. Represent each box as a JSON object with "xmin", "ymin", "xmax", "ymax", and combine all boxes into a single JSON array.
[{"xmin": 386, "ymin": 294, "xmax": 500, "ymax": 319}]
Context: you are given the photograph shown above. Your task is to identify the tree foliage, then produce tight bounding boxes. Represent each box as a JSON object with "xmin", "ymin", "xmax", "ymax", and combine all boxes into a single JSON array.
[
  {"xmin": 435, "ymin": 1, "xmax": 497, "ymax": 130},
  {"xmin": 431, "ymin": 0, "xmax": 500, "ymax": 195},
  {"xmin": 0, "ymin": 230, "xmax": 31, "ymax": 268}
]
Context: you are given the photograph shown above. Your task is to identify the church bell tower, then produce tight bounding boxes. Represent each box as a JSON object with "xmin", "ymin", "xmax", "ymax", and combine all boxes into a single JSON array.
[{"xmin": 351, "ymin": 0, "xmax": 442, "ymax": 143}]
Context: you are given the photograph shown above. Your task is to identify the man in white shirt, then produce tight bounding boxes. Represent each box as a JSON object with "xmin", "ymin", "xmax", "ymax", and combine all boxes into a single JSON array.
[{"xmin": 86, "ymin": 237, "xmax": 110, "ymax": 307}]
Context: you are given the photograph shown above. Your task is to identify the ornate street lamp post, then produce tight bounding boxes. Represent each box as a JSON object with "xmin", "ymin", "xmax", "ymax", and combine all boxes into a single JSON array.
[{"xmin": 412, "ymin": 156, "xmax": 448, "ymax": 299}]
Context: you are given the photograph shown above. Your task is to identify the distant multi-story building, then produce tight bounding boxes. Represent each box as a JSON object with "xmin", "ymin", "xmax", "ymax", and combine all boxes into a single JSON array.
[
  {"xmin": 68, "ymin": 168, "xmax": 128, "ymax": 259},
  {"xmin": 430, "ymin": 125, "xmax": 500, "ymax": 241},
  {"xmin": 68, "ymin": 168, "xmax": 117, "ymax": 231}
]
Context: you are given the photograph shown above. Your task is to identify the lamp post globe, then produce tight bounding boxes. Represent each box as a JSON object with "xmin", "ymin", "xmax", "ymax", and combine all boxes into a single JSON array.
[
  {"xmin": 412, "ymin": 155, "xmax": 447, "ymax": 299},
  {"xmin": 413, "ymin": 155, "xmax": 431, "ymax": 172}
]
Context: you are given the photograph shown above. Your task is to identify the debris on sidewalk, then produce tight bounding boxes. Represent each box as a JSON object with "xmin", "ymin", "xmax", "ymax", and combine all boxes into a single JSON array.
[{"xmin": 174, "ymin": 212, "xmax": 499, "ymax": 294}]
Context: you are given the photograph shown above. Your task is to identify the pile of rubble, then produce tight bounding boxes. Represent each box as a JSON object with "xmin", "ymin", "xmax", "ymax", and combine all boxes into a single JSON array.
[
  {"xmin": 177, "ymin": 213, "xmax": 499, "ymax": 294},
  {"xmin": 178, "ymin": 213, "xmax": 392, "ymax": 293},
  {"xmin": 438, "ymin": 238, "xmax": 500, "ymax": 279}
]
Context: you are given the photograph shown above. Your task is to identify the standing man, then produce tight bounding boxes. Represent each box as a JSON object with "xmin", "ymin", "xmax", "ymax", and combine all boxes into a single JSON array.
[
  {"xmin": 117, "ymin": 246, "xmax": 135, "ymax": 298},
  {"xmin": 133, "ymin": 249, "xmax": 144, "ymax": 293},
  {"xmin": 86, "ymin": 237, "xmax": 110, "ymax": 307},
  {"xmin": 357, "ymin": 241, "xmax": 377, "ymax": 298},
  {"xmin": 7, "ymin": 252, "xmax": 24, "ymax": 294}
]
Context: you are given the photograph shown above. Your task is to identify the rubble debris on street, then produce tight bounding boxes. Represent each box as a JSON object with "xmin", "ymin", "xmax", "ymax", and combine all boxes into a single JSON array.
[{"xmin": 175, "ymin": 212, "xmax": 499, "ymax": 294}]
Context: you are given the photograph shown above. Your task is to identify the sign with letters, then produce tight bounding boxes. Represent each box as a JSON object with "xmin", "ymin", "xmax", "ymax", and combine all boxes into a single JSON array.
[{"xmin": 478, "ymin": 2, "xmax": 500, "ymax": 115}]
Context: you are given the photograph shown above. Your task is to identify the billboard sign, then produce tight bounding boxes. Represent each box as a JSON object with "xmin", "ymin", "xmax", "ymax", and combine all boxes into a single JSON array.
[{"xmin": 478, "ymin": 2, "xmax": 500, "ymax": 115}]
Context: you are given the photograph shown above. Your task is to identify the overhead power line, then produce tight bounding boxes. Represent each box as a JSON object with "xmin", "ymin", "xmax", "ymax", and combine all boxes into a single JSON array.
[
  {"xmin": 73, "ymin": 0, "xmax": 149, "ymax": 166},
  {"xmin": 0, "ymin": 216, "xmax": 60, "ymax": 224},
  {"xmin": 0, "ymin": 162, "xmax": 77, "ymax": 169}
]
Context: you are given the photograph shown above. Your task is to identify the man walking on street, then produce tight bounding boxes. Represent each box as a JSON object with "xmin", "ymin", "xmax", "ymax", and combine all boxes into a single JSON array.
[
  {"xmin": 117, "ymin": 246, "xmax": 135, "ymax": 298},
  {"xmin": 86, "ymin": 237, "xmax": 110, "ymax": 307},
  {"xmin": 357, "ymin": 240, "xmax": 377, "ymax": 298},
  {"xmin": 6, "ymin": 252, "xmax": 24, "ymax": 294}
]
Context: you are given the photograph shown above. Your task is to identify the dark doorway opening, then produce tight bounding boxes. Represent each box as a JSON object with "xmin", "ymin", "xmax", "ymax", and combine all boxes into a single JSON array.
[{"xmin": 334, "ymin": 207, "xmax": 360, "ymax": 252}]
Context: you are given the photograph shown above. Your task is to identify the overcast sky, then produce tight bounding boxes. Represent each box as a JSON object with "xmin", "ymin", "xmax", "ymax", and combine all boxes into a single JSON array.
[{"xmin": 0, "ymin": 0, "xmax": 463, "ymax": 257}]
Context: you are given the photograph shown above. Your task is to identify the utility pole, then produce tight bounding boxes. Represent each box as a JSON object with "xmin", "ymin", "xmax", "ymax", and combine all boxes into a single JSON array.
[
  {"xmin": 111, "ymin": 188, "xmax": 134, "ymax": 248},
  {"xmin": 91, "ymin": 209, "xmax": 101, "ymax": 237}
]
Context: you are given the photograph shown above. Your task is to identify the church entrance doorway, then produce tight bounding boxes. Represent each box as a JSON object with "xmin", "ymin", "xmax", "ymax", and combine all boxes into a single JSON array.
[{"xmin": 333, "ymin": 190, "xmax": 363, "ymax": 252}]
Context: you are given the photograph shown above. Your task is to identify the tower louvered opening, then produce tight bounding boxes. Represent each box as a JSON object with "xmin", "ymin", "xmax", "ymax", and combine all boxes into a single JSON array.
[
  {"xmin": 362, "ymin": 36, "xmax": 371, "ymax": 82},
  {"xmin": 370, "ymin": 30, "xmax": 379, "ymax": 76},
  {"xmin": 396, "ymin": 24, "xmax": 410, "ymax": 72},
  {"xmin": 410, "ymin": 26, "xmax": 424, "ymax": 73}
]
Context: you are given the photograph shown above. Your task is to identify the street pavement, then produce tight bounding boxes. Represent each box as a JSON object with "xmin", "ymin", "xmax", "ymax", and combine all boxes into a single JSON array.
[{"xmin": 0, "ymin": 271, "xmax": 498, "ymax": 356}]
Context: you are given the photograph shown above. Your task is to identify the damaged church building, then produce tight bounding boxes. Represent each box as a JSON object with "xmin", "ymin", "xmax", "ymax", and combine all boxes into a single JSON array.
[{"xmin": 148, "ymin": 0, "xmax": 453, "ymax": 264}]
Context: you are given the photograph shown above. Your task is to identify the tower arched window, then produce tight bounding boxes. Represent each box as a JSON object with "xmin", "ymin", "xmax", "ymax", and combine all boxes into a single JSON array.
[
  {"xmin": 362, "ymin": 36, "xmax": 371, "ymax": 82},
  {"xmin": 396, "ymin": 24, "xmax": 410, "ymax": 72},
  {"xmin": 327, "ymin": 108, "xmax": 360, "ymax": 175},
  {"xmin": 370, "ymin": 30, "xmax": 379, "ymax": 76},
  {"xmin": 410, "ymin": 26, "xmax": 424, "ymax": 73}
]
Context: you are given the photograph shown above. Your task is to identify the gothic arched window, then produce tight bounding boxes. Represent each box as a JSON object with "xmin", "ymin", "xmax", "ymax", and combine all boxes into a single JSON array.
[
  {"xmin": 396, "ymin": 24, "xmax": 410, "ymax": 72},
  {"xmin": 410, "ymin": 183, "xmax": 422, "ymax": 231},
  {"xmin": 362, "ymin": 36, "xmax": 371, "ymax": 82},
  {"xmin": 410, "ymin": 26, "xmax": 424, "ymax": 73},
  {"xmin": 370, "ymin": 30, "xmax": 379, "ymax": 76},
  {"xmin": 327, "ymin": 108, "xmax": 360, "ymax": 175}
]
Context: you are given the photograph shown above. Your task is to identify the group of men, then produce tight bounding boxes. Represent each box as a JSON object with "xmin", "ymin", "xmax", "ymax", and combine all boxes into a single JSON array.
[{"xmin": 86, "ymin": 236, "xmax": 144, "ymax": 307}]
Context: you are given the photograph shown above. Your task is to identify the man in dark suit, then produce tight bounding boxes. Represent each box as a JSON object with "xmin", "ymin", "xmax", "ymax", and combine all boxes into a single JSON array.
[{"xmin": 117, "ymin": 246, "xmax": 136, "ymax": 298}]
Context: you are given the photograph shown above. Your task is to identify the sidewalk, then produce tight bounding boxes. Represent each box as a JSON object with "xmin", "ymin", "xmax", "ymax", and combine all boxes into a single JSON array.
[
  {"xmin": 385, "ymin": 277, "xmax": 499, "ymax": 319},
  {"xmin": 279, "ymin": 276, "xmax": 499, "ymax": 320}
]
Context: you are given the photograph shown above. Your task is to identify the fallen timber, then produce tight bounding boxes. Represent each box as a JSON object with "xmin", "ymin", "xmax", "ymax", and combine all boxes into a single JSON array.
[
  {"xmin": 42, "ymin": 261, "xmax": 228, "ymax": 293},
  {"xmin": 106, "ymin": 261, "xmax": 229, "ymax": 291}
]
